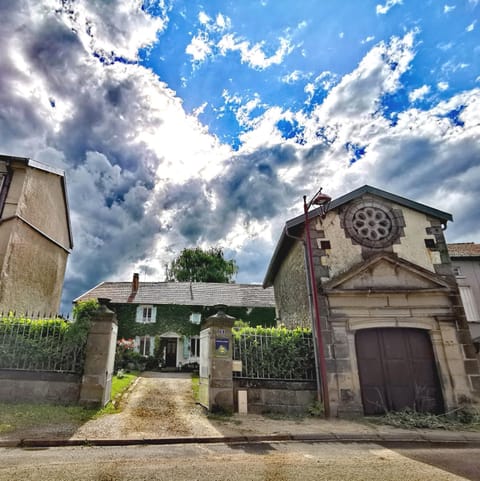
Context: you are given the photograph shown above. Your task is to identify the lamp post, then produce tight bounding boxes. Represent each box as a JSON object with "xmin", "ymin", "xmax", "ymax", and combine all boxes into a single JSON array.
[{"xmin": 303, "ymin": 189, "xmax": 331, "ymax": 418}]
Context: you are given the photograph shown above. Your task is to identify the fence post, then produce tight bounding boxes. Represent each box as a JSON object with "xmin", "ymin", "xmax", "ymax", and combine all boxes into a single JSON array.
[
  {"xmin": 199, "ymin": 306, "xmax": 236, "ymax": 412},
  {"xmin": 79, "ymin": 298, "xmax": 118, "ymax": 408}
]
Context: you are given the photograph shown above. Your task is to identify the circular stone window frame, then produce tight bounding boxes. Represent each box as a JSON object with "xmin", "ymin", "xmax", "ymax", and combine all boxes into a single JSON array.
[{"xmin": 343, "ymin": 200, "xmax": 401, "ymax": 249}]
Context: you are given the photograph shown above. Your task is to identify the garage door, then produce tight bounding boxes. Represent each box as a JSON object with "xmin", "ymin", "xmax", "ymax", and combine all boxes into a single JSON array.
[{"xmin": 355, "ymin": 328, "xmax": 443, "ymax": 415}]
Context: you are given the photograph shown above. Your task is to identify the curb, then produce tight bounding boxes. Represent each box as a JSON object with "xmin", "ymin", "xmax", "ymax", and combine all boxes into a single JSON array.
[{"xmin": 2, "ymin": 432, "xmax": 480, "ymax": 449}]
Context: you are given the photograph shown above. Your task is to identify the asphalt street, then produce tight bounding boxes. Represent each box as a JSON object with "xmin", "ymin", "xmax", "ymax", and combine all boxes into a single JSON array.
[{"xmin": 1, "ymin": 441, "xmax": 479, "ymax": 481}]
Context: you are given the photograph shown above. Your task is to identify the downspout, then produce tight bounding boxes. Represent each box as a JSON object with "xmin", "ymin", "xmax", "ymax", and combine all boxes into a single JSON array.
[{"xmin": 303, "ymin": 196, "xmax": 331, "ymax": 418}]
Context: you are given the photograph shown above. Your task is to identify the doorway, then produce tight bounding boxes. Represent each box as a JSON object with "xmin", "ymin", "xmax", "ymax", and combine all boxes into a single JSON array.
[
  {"xmin": 355, "ymin": 328, "xmax": 443, "ymax": 415},
  {"xmin": 165, "ymin": 338, "xmax": 178, "ymax": 368}
]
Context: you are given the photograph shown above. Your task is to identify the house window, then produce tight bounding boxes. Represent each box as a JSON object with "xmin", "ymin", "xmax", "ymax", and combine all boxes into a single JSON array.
[
  {"xmin": 136, "ymin": 305, "xmax": 156, "ymax": 323},
  {"xmin": 189, "ymin": 312, "xmax": 201, "ymax": 324},
  {"xmin": 190, "ymin": 337, "xmax": 200, "ymax": 357},
  {"xmin": 452, "ymin": 266, "xmax": 462, "ymax": 277},
  {"xmin": 138, "ymin": 335, "xmax": 152, "ymax": 356}
]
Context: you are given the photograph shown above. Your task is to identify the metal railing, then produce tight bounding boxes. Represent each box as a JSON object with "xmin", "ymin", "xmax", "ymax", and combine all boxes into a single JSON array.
[
  {"xmin": 0, "ymin": 314, "xmax": 86, "ymax": 374},
  {"xmin": 233, "ymin": 330, "xmax": 316, "ymax": 381}
]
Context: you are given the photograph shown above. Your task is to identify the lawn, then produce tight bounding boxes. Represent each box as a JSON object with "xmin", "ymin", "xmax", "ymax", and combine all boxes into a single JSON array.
[
  {"xmin": 191, "ymin": 372, "xmax": 199, "ymax": 402},
  {"xmin": 0, "ymin": 371, "xmax": 139, "ymax": 435}
]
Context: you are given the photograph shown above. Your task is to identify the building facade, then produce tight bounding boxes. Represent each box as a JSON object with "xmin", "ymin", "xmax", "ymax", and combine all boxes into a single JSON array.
[
  {"xmin": 0, "ymin": 155, "xmax": 73, "ymax": 314},
  {"xmin": 448, "ymin": 243, "xmax": 480, "ymax": 345},
  {"xmin": 75, "ymin": 274, "xmax": 276, "ymax": 369},
  {"xmin": 264, "ymin": 185, "xmax": 480, "ymax": 416}
]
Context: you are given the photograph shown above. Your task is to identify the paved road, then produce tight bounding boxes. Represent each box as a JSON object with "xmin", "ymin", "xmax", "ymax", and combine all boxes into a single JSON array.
[{"xmin": 1, "ymin": 441, "xmax": 478, "ymax": 481}]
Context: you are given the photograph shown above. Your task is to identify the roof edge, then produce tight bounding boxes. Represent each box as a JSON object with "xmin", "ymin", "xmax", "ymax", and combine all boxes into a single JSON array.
[{"xmin": 263, "ymin": 185, "xmax": 454, "ymax": 287}]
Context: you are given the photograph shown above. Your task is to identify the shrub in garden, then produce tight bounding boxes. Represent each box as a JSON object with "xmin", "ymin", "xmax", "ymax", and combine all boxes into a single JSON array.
[
  {"xmin": 233, "ymin": 326, "xmax": 315, "ymax": 380},
  {"xmin": 0, "ymin": 299, "xmax": 99, "ymax": 373}
]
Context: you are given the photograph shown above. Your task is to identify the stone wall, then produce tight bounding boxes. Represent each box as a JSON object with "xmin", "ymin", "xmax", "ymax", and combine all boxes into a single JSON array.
[
  {"xmin": 233, "ymin": 379, "xmax": 317, "ymax": 415},
  {"xmin": 273, "ymin": 240, "xmax": 310, "ymax": 328},
  {"xmin": 0, "ymin": 370, "xmax": 81, "ymax": 404}
]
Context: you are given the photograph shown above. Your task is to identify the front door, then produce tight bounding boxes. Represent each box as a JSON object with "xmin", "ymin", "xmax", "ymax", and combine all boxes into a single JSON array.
[
  {"xmin": 165, "ymin": 338, "xmax": 177, "ymax": 367},
  {"xmin": 355, "ymin": 328, "xmax": 443, "ymax": 415}
]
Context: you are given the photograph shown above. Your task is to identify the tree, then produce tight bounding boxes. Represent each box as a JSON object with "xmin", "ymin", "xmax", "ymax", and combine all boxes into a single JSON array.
[{"xmin": 167, "ymin": 247, "xmax": 238, "ymax": 283}]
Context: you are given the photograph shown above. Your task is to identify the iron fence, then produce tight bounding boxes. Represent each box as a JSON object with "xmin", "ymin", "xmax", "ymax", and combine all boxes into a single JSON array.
[
  {"xmin": 233, "ymin": 329, "xmax": 316, "ymax": 381},
  {"xmin": 0, "ymin": 314, "xmax": 86, "ymax": 373}
]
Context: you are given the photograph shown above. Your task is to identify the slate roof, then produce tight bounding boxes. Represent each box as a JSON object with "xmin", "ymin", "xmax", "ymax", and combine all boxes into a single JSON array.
[
  {"xmin": 263, "ymin": 185, "xmax": 453, "ymax": 288},
  {"xmin": 448, "ymin": 243, "xmax": 480, "ymax": 258},
  {"xmin": 74, "ymin": 281, "xmax": 276, "ymax": 308}
]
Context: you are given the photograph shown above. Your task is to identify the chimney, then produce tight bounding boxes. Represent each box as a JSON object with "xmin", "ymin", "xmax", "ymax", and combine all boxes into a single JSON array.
[{"xmin": 128, "ymin": 272, "xmax": 139, "ymax": 302}]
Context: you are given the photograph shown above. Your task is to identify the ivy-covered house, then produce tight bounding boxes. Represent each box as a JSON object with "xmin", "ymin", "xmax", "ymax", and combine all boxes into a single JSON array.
[{"xmin": 74, "ymin": 274, "xmax": 276, "ymax": 368}]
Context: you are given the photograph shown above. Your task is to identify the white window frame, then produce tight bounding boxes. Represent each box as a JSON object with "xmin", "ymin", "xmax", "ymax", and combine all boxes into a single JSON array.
[
  {"xmin": 136, "ymin": 305, "xmax": 156, "ymax": 324},
  {"xmin": 189, "ymin": 312, "xmax": 202, "ymax": 324},
  {"xmin": 190, "ymin": 335, "xmax": 201, "ymax": 358},
  {"xmin": 135, "ymin": 335, "xmax": 154, "ymax": 356}
]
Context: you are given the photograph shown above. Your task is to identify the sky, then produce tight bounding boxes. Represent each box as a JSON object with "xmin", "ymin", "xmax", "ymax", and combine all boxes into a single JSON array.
[{"xmin": 0, "ymin": 0, "xmax": 479, "ymax": 313}]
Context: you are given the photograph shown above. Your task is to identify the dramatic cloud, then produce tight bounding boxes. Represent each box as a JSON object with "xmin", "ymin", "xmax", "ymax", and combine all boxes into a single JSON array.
[{"xmin": 1, "ymin": 1, "xmax": 479, "ymax": 313}]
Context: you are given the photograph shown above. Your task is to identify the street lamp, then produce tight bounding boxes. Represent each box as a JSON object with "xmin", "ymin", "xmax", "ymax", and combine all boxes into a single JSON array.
[{"xmin": 303, "ymin": 188, "xmax": 331, "ymax": 418}]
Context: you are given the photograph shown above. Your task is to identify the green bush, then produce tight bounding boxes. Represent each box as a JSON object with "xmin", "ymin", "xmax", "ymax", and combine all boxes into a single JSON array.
[
  {"xmin": 233, "ymin": 326, "xmax": 315, "ymax": 380},
  {"xmin": 0, "ymin": 300, "xmax": 99, "ymax": 373}
]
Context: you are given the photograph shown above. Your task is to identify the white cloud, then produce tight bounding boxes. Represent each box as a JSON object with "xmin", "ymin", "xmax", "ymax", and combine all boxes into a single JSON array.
[
  {"xmin": 57, "ymin": 0, "xmax": 165, "ymax": 61},
  {"xmin": 185, "ymin": 33, "xmax": 212, "ymax": 62},
  {"xmin": 218, "ymin": 34, "xmax": 294, "ymax": 70},
  {"xmin": 437, "ymin": 82, "xmax": 449, "ymax": 91},
  {"xmin": 466, "ymin": 20, "xmax": 477, "ymax": 32},
  {"xmin": 216, "ymin": 13, "xmax": 231, "ymax": 30},
  {"xmin": 443, "ymin": 4, "xmax": 456, "ymax": 13},
  {"xmin": 409, "ymin": 85, "xmax": 431, "ymax": 102},
  {"xmin": 281, "ymin": 70, "xmax": 308, "ymax": 84},
  {"xmin": 308, "ymin": 31, "xmax": 416, "ymax": 126},
  {"xmin": 376, "ymin": 0, "xmax": 403, "ymax": 15},
  {"xmin": 361, "ymin": 35, "xmax": 375, "ymax": 44},
  {"xmin": 339, "ymin": 32, "xmax": 345, "ymax": 39},
  {"xmin": 198, "ymin": 11, "xmax": 210, "ymax": 25}
]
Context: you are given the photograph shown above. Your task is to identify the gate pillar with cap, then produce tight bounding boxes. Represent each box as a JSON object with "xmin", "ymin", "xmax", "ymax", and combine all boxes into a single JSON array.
[{"xmin": 199, "ymin": 307, "xmax": 236, "ymax": 412}]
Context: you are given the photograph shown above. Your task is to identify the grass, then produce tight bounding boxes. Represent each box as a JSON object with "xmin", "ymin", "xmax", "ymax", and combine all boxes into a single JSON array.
[
  {"xmin": 366, "ymin": 407, "xmax": 480, "ymax": 431},
  {"xmin": 0, "ymin": 403, "xmax": 96, "ymax": 434},
  {"xmin": 97, "ymin": 371, "xmax": 139, "ymax": 415},
  {"xmin": 191, "ymin": 372, "xmax": 199, "ymax": 402},
  {"xmin": 0, "ymin": 371, "xmax": 139, "ymax": 435}
]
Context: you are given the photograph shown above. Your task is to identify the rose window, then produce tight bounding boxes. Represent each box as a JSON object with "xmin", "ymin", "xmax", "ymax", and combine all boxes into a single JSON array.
[{"xmin": 352, "ymin": 207, "xmax": 392, "ymax": 242}]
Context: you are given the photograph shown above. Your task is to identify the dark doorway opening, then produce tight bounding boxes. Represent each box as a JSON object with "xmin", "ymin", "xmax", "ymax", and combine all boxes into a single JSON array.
[{"xmin": 165, "ymin": 338, "xmax": 177, "ymax": 368}]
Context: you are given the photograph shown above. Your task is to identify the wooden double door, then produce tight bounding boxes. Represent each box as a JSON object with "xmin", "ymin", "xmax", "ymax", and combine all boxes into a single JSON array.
[{"xmin": 355, "ymin": 328, "xmax": 444, "ymax": 415}]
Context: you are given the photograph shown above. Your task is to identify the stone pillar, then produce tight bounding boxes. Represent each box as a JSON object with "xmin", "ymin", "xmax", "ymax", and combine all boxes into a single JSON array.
[
  {"xmin": 79, "ymin": 298, "xmax": 118, "ymax": 408},
  {"xmin": 199, "ymin": 307, "xmax": 236, "ymax": 412}
]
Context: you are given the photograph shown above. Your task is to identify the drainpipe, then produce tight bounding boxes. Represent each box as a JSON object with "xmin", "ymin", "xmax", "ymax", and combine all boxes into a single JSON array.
[{"xmin": 303, "ymin": 195, "xmax": 331, "ymax": 418}]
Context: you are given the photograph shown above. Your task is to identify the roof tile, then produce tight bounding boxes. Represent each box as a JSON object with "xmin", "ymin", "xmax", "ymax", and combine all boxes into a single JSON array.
[
  {"xmin": 448, "ymin": 243, "xmax": 480, "ymax": 258},
  {"xmin": 74, "ymin": 282, "xmax": 275, "ymax": 308}
]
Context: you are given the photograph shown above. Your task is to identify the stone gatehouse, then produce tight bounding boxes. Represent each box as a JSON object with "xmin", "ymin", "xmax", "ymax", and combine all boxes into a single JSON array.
[{"xmin": 263, "ymin": 185, "xmax": 480, "ymax": 416}]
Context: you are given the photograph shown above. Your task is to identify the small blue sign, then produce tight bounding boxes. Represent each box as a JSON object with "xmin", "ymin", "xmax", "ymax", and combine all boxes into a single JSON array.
[{"xmin": 215, "ymin": 338, "xmax": 229, "ymax": 356}]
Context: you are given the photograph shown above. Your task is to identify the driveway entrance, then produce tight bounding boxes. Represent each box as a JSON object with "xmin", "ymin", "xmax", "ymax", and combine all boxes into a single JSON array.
[
  {"xmin": 74, "ymin": 372, "xmax": 220, "ymax": 439},
  {"xmin": 355, "ymin": 328, "xmax": 444, "ymax": 415}
]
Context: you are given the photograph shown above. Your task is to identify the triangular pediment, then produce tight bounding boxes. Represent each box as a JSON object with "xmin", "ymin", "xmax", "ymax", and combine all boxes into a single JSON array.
[{"xmin": 324, "ymin": 253, "xmax": 452, "ymax": 292}]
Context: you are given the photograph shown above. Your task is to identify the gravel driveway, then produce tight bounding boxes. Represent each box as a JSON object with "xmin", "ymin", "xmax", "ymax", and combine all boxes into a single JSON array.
[
  {"xmin": 73, "ymin": 372, "xmax": 221, "ymax": 439},
  {"xmin": 1, "ymin": 372, "xmax": 446, "ymax": 442},
  {"xmin": 72, "ymin": 371, "xmax": 406, "ymax": 441}
]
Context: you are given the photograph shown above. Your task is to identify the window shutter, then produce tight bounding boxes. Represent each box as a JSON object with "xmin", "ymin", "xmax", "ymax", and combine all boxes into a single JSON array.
[
  {"xmin": 135, "ymin": 307, "xmax": 143, "ymax": 323},
  {"xmin": 151, "ymin": 306, "xmax": 157, "ymax": 323},
  {"xmin": 459, "ymin": 286, "xmax": 480, "ymax": 322}
]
